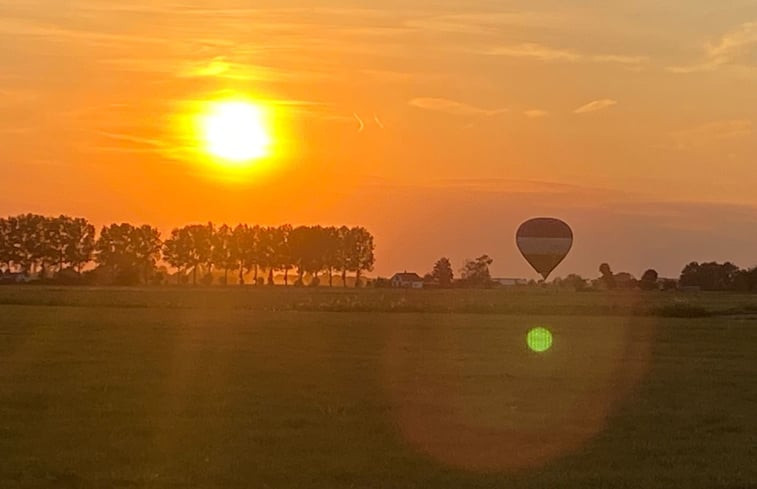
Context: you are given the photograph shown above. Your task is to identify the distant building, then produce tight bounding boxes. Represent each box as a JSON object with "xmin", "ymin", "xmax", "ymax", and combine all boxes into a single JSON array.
[
  {"xmin": 492, "ymin": 278, "xmax": 528, "ymax": 287},
  {"xmin": 0, "ymin": 272, "xmax": 35, "ymax": 284},
  {"xmin": 391, "ymin": 272, "xmax": 424, "ymax": 289}
]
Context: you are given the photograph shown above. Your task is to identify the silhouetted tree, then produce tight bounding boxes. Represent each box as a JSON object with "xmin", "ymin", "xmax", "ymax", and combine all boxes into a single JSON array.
[
  {"xmin": 289, "ymin": 226, "xmax": 312, "ymax": 286},
  {"xmin": 734, "ymin": 267, "xmax": 757, "ymax": 292},
  {"xmin": 336, "ymin": 226, "xmax": 351, "ymax": 287},
  {"xmin": 162, "ymin": 224, "xmax": 212, "ymax": 285},
  {"xmin": 212, "ymin": 224, "xmax": 238, "ymax": 285},
  {"xmin": 431, "ymin": 257, "xmax": 454, "ymax": 288},
  {"xmin": 348, "ymin": 227, "xmax": 375, "ymax": 288},
  {"xmin": 64, "ymin": 217, "xmax": 96, "ymax": 275},
  {"xmin": 97, "ymin": 223, "xmax": 161, "ymax": 285},
  {"xmin": 560, "ymin": 273, "xmax": 588, "ymax": 291},
  {"xmin": 461, "ymin": 255, "xmax": 493, "ymax": 287},
  {"xmin": 679, "ymin": 262, "xmax": 739, "ymax": 291},
  {"xmin": 639, "ymin": 269, "xmax": 659, "ymax": 291},
  {"xmin": 599, "ymin": 263, "xmax": 616, "ymax": 289},
  {"xmin": 323, "ymin": 226, "xmax": 340, "ymax": 287}
]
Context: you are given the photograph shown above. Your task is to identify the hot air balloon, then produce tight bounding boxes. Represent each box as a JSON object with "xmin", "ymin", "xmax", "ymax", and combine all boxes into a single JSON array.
[{"xmin": 516, "ymin": 217, "xmax": 573, "ymax": 280}]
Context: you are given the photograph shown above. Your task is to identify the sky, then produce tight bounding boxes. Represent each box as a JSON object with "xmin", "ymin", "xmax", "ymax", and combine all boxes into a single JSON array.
[{"xmin": 1, "ymin": 0, "xmax": 757, "ymax": 279}]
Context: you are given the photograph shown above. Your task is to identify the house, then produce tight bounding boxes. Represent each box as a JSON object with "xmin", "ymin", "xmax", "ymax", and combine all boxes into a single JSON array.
[
  {"xmin": 492, "ymin": 278, "xmax": 528, "ymax": 287},
  {"xmin": 391, "ymin": 272, "xmax": 424, "ymax": 289}
]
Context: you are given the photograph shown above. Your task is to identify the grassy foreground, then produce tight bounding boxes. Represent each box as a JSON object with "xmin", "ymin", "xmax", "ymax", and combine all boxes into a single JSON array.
[{"xmin": 0, "ymin": 287, "xmax": 755, "ymax": 488}]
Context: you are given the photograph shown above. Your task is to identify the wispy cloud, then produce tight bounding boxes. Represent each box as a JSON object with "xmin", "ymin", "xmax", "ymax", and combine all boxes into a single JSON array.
[
  {"xmin": 409, "ymin": 97, "xmax": 507, "ymax": 117},
  {"xmin": 480, "ymin": 43, "xmax": 647, "ymax": 67},
  {"xmin": 353, "ymin": 113, "xmax": 365, "ymax": 133},
  {"xmin": 573, "ymin": 99, "xmax": 617, "ymax": 114},
  {"xmin": 668, "ymin": 21, "xmax": 757, "ymax": 73}
]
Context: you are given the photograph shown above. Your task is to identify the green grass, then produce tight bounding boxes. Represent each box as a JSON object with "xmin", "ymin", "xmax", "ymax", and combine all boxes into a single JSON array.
[{"xmin": 0, "ymin": 287, "xmax": 755, "ymax": 488}]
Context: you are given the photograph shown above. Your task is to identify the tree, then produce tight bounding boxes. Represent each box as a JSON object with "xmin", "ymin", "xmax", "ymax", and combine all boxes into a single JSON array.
[
  {"xmin": 461, "ymin": 255, "xmax": 493, "ymax": 287},
  {"xmin": 560, "ymin": 273, "xmax": 588, "ymax": 291},
  {"xmin": 323, "ymin": 227, "xmax": 340, "ymax": 287},
  {"xmin": 336, "ymin": 226, "xmax": 351, "ymax": 288},
  {"xmin": 162, "ymin": 224, "xmax": 212, "ymax": 285},
  {"xmin": 639, "ymin": 269, "xmax": 659, "ymax": 291},
  {"xmin": 348, "ymin": 227, "xmax": 375, "ymax": 288},
  {"xmin": 231, "ymin": 224, "xmax": 255, "ymax": 285},
  {"xmin": 431, "ymin": 257, "xmax": 454, "ymax": 288},
  {"xmin": 212, "ymin": 224, "xmax": 238, "ymax": 285},
  {"xmin": 599, "ymin": 263, "xmax": 616, "ymax": 289},
  {"xmin": 97, "ymin": 223, "xmax": 161, "ymax": 285},
  {"xmin": 0, "ymin": 218, "xmax": 9, "ymax": 273},
  {"xmin": 10, "ymin": 214, "xmax": 47, "ymax": 274},
  {"xmin": 679, "ymin": 262, "xmax": 739, "ymax": 291},
  {"xmin": 163, "ymin": 228, "xmax": 188, "ymax": 284},
  {"xmin": 734, "ymin": 267, "xmax": 757, "ymax": 292},
  {"xmin": 289, "ymin": 225, "xmax": 312, "ymax": 286}
]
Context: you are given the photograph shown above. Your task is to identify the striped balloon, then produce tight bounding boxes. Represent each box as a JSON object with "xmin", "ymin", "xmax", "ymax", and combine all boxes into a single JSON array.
[{"xmin": 516, "ymin": 218, "xmax": 573, "ymax": 280}]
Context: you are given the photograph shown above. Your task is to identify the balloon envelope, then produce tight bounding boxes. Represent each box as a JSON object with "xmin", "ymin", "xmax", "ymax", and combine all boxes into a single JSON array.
[{"xmin": 516, "ymin": 218, "xmax": 573, "ymax": 279}]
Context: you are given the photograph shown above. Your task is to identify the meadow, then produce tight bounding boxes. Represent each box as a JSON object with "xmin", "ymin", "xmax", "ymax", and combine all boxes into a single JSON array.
[{"xmin": 0, "ymin": 287, "xmax": 755, "ymax": 488}]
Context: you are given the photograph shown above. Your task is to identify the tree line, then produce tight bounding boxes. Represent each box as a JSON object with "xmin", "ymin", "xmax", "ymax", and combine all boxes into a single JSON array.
[
  {"xmin": 0, "ymin": 214, "xmax": 375, "ymax": 287},
  {"xmin": 554, "ymin": 262, "xmax": 757, "ymax": 292}
]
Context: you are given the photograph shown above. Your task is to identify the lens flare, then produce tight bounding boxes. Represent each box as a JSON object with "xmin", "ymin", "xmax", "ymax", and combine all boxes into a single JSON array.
[{"xmin": 527, "ymin": 327, "xmax": 553, "ymax": 352}]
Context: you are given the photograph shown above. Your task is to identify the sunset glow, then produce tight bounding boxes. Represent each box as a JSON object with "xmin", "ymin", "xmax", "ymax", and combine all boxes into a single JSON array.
[{"xmin": 200, "ymin": 101, "xmax": 271, "ymax": 165}]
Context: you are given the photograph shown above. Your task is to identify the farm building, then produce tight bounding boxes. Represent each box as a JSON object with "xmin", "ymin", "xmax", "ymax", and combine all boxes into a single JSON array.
[
  {"xmin": 391, "ymin": 272, "xmax": 424, "ymax": 289},
  {"xmin": 493, "ymin": 278, "xmax": 528, "ymax": 287}
]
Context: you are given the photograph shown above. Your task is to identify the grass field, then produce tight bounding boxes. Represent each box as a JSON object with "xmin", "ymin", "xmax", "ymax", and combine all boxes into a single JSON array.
[{"xmin": 0, "ymin": 287, "xmax": 755, "ymax": 488}]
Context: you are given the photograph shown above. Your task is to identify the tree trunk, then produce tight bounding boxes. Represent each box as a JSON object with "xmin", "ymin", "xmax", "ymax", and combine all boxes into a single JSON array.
[
  {"xmin": 342, "ymin": 269, "xmax": 347, "ymax": 288},
  {"xmin": 284, "ymin": 268, "xmax": 289, "ymax": 286},
  {"xmin": 224, "ymin": 267, "xmax": 229, "ymax": 286},
  {"xmin": 193, "ymin": 266, "xmax": 197, "ymax": 286},
  {"xmin": 355, "ymin": 269, "xmax": 362, "ymax": 288},
  {"xmin": 238, "ymin": 262, "xmax": 244, "ymax": 285},
  {"xmin": 253, "ymin": 265, "xmax": 258, "ymax": 285},
  {"xmin": 268, "ymin": 268, "xmax": 274, "ymax": 285},
  {"xmin": 328, "ymin": 269, "xmax": 333, "ymax": 287}
]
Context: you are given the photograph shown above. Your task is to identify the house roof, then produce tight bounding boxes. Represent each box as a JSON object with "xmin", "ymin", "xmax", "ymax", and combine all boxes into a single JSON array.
[{"xmin": 391, "ymin": 272, "xmax": 423, "ymax": 282}]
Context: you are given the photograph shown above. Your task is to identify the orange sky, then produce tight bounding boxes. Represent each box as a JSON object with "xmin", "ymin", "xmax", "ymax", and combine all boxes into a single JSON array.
[{"xmin": 1, "ymin": 1, "xmax": 756, "ymax": 278}]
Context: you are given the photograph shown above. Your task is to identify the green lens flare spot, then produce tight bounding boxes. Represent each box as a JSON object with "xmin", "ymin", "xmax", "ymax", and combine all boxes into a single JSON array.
[{"xmin": 527, "ymin": 327, "xmax": 553, "ymax": 353}]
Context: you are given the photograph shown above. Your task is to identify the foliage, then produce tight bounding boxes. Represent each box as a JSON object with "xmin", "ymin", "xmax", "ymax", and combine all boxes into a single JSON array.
[
  {"xmin": 460, "ymin": 255, "xmax": 493, "ymax": 287},
  {"xmin": 431, "ymin": 257, "xmax": 454, "ymax": 288},
  {"xmin": 639, "ymin": 269, "xmax": 659, "ymax": 290},
  {"xmin": 599, "ymin": 262, "xmax": 616, "ymax": 289},
  {"xmin": 679, "ymin": 262, "xmax": 739, "ymax": 291}
]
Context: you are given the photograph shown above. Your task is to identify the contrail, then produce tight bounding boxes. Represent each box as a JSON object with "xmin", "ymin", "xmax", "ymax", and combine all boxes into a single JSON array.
[
  {"xmin": 353, "ymin": 112, "xmax": 365, "ymax": 132},
  {"xmin": 374, "ymin": 115, "xmax": 385, "ymax": 129}
]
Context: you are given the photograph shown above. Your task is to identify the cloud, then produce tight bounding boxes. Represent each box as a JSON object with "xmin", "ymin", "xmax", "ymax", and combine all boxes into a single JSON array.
[
  {"xmin": 573, "ymin": 99, "xmax": 617, "ymax": 114},
  {"xmin": 481, "ymin": 43, "xmax": 647, "ymax": 67},
  {"xmin": 524, "ymin": 109, "xmax": 549, "ymax": 119},
  {"xmin": 669, "ymin": 120, "xmax": 753, "ymax": 150},
  {"xmin": 409, "ymin": 97, "xmax": 507, "ymax": 117},
  {"xmin": 668, "ymin": 21, "xmax": 757, "ymax": 73},
  {"xmin": 353, "ymin": 113, "xmax": 365, "ymax": 133}
]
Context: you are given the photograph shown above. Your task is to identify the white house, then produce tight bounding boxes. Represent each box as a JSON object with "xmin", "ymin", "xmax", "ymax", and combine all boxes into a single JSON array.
[
  {"xmin": 391, "ymin": 272, "xmax": 425, "ymax": 289},
  {"xmin": 492, "ymin": 278, "xmax": 528, "ymax": 287}
]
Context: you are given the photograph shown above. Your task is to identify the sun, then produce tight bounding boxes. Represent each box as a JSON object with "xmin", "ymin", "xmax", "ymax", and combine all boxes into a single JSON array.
[{"xmin": 200, "ymin": 101, "xmax": 271, "ymax": 164}]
